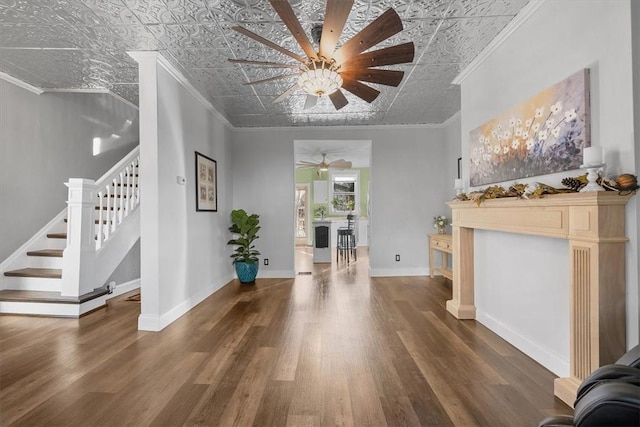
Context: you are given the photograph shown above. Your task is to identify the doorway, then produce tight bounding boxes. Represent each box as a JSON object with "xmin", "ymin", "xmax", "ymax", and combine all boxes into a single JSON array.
[
  {"xmin": 295, "ymin": 184, "xmax": 310, "ymax": 246},
  {"xmin": 293, "ymin": 140, "xmax": 371, "ymax": 272}
]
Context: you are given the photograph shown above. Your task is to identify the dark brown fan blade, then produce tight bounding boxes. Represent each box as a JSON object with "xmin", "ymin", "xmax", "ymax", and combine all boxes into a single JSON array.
[
  {"xmin": 228, "ymin": 59, "xmax": 299, "ymax": 68},
  {"xmin": 332, "ymin": 8, "xmax": 403, "ymax": 65},
  {"xmin": 232, "ymin": 25, "xmax": 306, "ymax": 63},
  {"xmin": 340, "ymin": 42, "xmax": 415, "ymax": 71},
  {"xmin": 244, "ymin": 73, "xmax": 299, "ymax": 86},
  {"xmin": 341, "ymin": 77, "xmax": 380, "ymax": 103},
  {"xmin": 329, "ymin": 89, "xmax": 348, "ymax": 110},
  {"xmin": 319, "ymin": 0, "xmax": 354, "ymax": 58},
  {"xmin": 340, "ymin": 69, "xmax": 404, "ymax": 87},
  {"xmin": 269, "ymin": 0, "xmax": 317, "ymax": 60}
]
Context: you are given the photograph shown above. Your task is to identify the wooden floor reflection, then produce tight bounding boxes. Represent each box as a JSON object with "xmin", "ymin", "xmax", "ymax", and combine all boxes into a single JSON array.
[{"xmin": 0, "ymin": 246, "xmax": 571, "ymax": 426}]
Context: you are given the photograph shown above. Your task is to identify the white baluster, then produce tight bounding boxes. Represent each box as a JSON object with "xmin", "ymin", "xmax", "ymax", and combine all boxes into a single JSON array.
[{"xmin": 97, "ymin": 190, "xmax": 104, "ymax": 249}]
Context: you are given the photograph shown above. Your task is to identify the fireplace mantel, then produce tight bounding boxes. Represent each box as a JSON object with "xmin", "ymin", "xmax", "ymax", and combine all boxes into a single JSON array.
[{"xmin": 446, "ymin": 192, "xmax": 632, "ymax": 407}]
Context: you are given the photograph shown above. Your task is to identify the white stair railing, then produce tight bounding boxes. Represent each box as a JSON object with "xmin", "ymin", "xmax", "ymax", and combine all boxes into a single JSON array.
[
  {"xmin": 62, "ymin": 147, "xmax": 140, "ymax": 297},
  {"xmin": 95, "ymin": 154, "xmax": 140, "ymax": 248}
]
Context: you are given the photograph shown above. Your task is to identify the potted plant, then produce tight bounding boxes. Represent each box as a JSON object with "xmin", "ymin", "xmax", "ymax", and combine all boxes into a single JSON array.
[{"xmin": 227, "ymin": 209, "xmax": 261, "ymax": 283}]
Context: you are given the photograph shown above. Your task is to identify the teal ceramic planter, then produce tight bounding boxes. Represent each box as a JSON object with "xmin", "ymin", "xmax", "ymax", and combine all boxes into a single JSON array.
[{"xmin": 235, "ymin": 261, "xmax": 259, "ymax": 283}]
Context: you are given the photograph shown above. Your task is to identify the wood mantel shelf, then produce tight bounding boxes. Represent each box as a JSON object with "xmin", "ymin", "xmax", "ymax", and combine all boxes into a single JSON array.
[{"xmin": 446, "ymin": 192, "xmax": 633, "ymax": 407}]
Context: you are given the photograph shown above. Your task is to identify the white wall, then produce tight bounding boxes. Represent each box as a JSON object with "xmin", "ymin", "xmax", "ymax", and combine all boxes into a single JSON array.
[
  {"xmin": 231, "ymin": 125, "xmax": 453, "ymax": 277},
  {"xmin": 135, "ymin": 54, "xmax": 233, "ymax": 331},
  {"xmin": 458, "ymin": 0, "xmax": 638, "ymax": 375},
  {"xmin": 0, "ymin": 81, "xmax": 139, "ymax": 262}
]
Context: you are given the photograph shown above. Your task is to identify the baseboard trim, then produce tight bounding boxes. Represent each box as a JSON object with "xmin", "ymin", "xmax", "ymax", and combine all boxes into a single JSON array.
[
  {"xmin": 256, "ymin": 270, "xmax": 295, "ymax": 279},
  {"xmin": 138, "ymin": 274, "xmax": 234, "ymax": 332},
  {"xmin": 369, "ymin": 267, "xmax": 428, "ymax": 277},
  {"xmin": 108, "ymin": 278, "xmax": 140, "ymax": 300},
  {"xmin": 476, "ymin": 310, "xmax": 569, "ymax": 377}
]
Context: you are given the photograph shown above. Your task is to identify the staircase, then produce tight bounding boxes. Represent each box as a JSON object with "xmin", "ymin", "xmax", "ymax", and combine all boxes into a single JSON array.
[{"xmin": 0, "ymin": 147, "xmax": 140, "ymax": 317}]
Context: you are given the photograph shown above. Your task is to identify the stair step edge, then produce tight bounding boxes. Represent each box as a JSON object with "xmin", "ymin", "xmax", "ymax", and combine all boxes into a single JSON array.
[
  {"xmin": 4, "ymin": 268, "xmax": 62, "ymax": 278},
  {"xmin": 0, "ymin": 288, "xmax": 108, "ymax": 304},
  {"xmin": 26, "ymin": 249, "xmax": 63, "ymax": 257}
]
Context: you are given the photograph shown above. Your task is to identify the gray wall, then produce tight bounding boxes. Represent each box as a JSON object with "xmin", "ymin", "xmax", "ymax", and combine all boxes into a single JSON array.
[
  {"xmin": 231, "ymin": 125, "xmax": 453, "ymax": 277},
  {"xmin": 137, "ymin": 59, "xmax": 233, "ymax": 328},
  {"xmin": 632, "ymin": 0, "xmax": 640, "ymax": 347},
  {"xmin": 0, "ymin": 81, "xmax": 139, "ymax": 261}
]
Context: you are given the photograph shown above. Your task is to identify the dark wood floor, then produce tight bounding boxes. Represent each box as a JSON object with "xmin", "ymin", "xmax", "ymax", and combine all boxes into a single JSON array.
[{"xmin": 0, "ymin": 247, "xmax": 572, "ymax": 426}]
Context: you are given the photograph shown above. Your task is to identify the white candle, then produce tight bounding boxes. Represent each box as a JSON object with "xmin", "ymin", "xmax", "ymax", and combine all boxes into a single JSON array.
[
  {"xmin": 583, "ymin": 146, "xmax": 603, "ymax": 166},
  {"xmin": 454, "ymin": 178, "xmax": 463, "ymax": 189}
]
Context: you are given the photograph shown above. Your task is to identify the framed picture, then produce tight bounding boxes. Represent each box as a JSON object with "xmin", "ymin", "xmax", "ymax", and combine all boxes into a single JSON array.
[
  {"xmin": 195, "ymin": 151, "xmax": 217, "ymax": 212},
  {"xmin": 469, "ymin": 69, "xmax": 590, "ymax": 186}
]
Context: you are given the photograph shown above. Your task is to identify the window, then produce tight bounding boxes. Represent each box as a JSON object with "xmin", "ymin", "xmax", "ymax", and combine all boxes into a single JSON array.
[{"xmin": 329, "ymin": 170, "xmax": 359, "ymax": 215}]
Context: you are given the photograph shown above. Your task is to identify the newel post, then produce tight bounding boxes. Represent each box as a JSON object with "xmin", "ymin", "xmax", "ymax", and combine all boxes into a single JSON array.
[{"xmin": 62, "ymin": 179, "xmax": 97, "ymax": 297}]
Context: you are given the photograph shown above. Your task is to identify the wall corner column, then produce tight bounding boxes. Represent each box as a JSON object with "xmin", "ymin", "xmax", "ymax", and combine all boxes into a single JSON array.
[{"xmin": 128, "ymin": 51, "xmax": 162, "ymax": 331}]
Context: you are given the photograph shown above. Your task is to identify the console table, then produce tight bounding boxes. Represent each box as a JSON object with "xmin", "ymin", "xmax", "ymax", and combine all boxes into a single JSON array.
[{"xmin": 429, "ymin": 234, "xmax": 453, "ymax": 280}]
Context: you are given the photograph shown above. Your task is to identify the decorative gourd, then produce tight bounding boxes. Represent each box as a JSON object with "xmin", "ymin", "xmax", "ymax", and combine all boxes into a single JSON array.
[{"xmin": 616, "ymin": 174, "xmax": 638, "ymax": 190}]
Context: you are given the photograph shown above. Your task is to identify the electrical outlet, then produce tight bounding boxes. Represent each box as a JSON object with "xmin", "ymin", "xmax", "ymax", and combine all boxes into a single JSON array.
[
  {"xmin": 264, "ymin": 258, "xmax": 269, "ymax": 266},
  {"xmin": 395, "ymin": 254, "xmax": 400, "ymax": 262}
]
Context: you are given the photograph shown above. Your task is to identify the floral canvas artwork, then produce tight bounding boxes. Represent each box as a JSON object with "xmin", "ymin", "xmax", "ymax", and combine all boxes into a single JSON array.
[{"xmin": 469, "ymin": 69, "xmax": 590, "ymax": 187}]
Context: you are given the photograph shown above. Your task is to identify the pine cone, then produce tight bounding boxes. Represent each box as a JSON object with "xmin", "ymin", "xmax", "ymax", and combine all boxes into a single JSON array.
[{"xmin": 561, "ymin": 177, "xmax": 585, "ymax": 192}]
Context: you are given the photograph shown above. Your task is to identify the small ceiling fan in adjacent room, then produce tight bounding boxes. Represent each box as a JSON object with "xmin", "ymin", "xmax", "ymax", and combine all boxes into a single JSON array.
[
  {"xmin": 296, "ymin": 153, "xmax": 352, "ymax": 173},
  {"xmin": 228, "ymin": 0, "xmax": 415, "ymax": 110}
]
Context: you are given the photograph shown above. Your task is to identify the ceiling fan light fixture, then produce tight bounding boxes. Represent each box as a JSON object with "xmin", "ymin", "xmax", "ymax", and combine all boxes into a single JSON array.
[{"xmin": 298, "ymin": 58, "xmax": 343, "ymax": 97}]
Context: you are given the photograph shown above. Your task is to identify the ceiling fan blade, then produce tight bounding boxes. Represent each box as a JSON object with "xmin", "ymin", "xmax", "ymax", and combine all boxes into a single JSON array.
[
  {"xmin": 340, "ymin": 69, "xmax": 405, "ymax": 87},
  {"xmin": 297, "ymin": 160, "xmax": 320, "ymax": 166},
  {"xmin": 269, "ymin": 0, "xmax": 318, "ymax": 60},
  {"xmin": 228, "ymin": 58, "xmax": 299, "ymax": 68},
  {"xmin": 273, "ymin": 84, "xmax": 300, "ymax": 103},
  {"xmin": 319, "ymin": 0, "xmax": 354, "ymax": 58},
  {"xmin": 303, "ymin": 94, "xmax": 318, "ymax": 110},
  {"xmin": 341, "ymin": 77, "xmax": 380, "ymax": 103},
  {"xmin": 340, "ymin": 42, "xmax": 415, "ymax": 71},
  {"xmin": 232, "ymin": 25, "xmax": 306, "ymax": 63},
  {"xmin": 332, "ymin": 8, "xmax": 404, "ymax": 66},
  {"xmin": 329, "ymin": 89, "xmax": 349, "ymax": 110},
  {"xmin": 329, "ymin": 159, "xmax": 352, "ymax": 169},
  {"xmin": 244, "ymin": 73, "xmax": 299, "ymax": 86}
]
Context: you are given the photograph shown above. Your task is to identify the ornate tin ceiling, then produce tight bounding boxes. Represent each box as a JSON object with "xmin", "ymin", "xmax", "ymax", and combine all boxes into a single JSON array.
[{"xmin": 0, "ymin": 0, "xmax": 530, "ymax": 127}]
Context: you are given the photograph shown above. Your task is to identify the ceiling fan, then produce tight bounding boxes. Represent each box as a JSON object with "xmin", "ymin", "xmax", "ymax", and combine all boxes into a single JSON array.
[
  {"xmin": 297, "ymin": 153, "xmax": 352, "ymax": 172},
  {"xmin": 228, "ymin": 0, "xmax": 415, "ymax": 110}
]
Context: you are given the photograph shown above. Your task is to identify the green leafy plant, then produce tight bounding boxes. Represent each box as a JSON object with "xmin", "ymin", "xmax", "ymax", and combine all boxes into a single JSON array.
[
  {"xmin": 227, "ymin": 209, "xmax": 261, "ymax": 264},
  {"xmin": 314, "ymin": 204, "xmax": 327, "ymax": 218},
  {"xmin": 332, "ymin": 197, "xmax": 355, "ymax": 212}
]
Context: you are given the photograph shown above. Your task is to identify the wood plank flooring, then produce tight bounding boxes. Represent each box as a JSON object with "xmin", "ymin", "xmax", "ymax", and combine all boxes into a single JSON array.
[{"xmin": 0, "ymin": 247, "xmax": 572, "ymax": 426}]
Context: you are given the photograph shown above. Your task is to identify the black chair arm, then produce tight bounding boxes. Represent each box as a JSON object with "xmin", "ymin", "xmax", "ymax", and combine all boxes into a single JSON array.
[{"xmin": 573, "ymin": 382, "xmax": 640, "ymax": 427}]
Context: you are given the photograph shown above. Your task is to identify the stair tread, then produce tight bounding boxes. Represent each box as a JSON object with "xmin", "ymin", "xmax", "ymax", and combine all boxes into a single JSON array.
[
  {"xmin": 4, "ymin": 268, "xmax": 62, "ymax": 278},
  {"xmin": 47, "ymin": 233, "xmax": 67, "ymax": 239},
  {"xmin": 27, "ymin": 249, "xmax": 63, "ymax": 257},
  {"xmin": 0, "ymin": 288, "xmax": 108, "ymax": 304}
]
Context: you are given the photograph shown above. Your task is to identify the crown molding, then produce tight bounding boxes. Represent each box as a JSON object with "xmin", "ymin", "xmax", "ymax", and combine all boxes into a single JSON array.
[
  {"xmin": 452, "ymin": 0, "xmax": 546, "ymax": 85},
  {"xmin": 233, "ymin": 116, "xmax": 460, "ymax": 132},
  {"xmin": 107, "ymin": 90, "xmax": 139, "ymax": 111},
  {"xmin": 0, "ymin": 72, "xmax": 44, "ymax": 94},
  {"xmin": 43, "ymin": 88, "xmax": 108, "ymax": 93},
  {"xmin": 128, "ymin": 51, "xmax": 232, "ymax": 128}
]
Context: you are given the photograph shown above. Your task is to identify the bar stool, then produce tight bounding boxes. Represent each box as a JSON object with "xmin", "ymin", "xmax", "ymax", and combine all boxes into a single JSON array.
[{"xmin": 336, "ymin": 215, "xmax": 357, "ymax": 263}]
